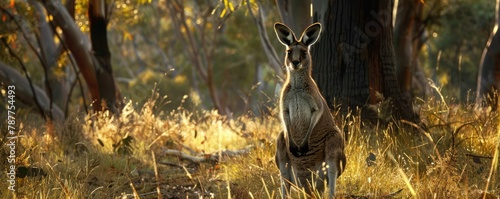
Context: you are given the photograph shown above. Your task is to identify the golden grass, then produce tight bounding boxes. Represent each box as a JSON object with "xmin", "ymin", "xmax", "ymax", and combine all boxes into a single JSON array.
[{"xmin": 1, "ymin": 95, "xmax": 499, "ymax": 199}]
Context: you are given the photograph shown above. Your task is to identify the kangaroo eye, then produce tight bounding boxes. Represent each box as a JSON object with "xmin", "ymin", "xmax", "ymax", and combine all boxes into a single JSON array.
[
  {"xmin": 301, "ymin": 51, "xmax": 306, "ymax": 56},
  {"xmin": 287, "ymin": 51, "xmax": 292, "ymax": 56}
]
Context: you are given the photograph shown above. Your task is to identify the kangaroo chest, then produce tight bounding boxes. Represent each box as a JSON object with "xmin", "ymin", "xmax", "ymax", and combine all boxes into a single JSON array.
[
  {"xmin": 283, "ymin": 90, "xmax": 315, "ymax": 140},
  {"xmin": 281, "ymin": 74, "xmax": 320, "ymax": 144}
]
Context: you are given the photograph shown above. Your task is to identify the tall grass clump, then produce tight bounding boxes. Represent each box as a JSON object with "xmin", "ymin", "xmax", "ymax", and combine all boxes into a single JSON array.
[{"xmin": 0, "ymin": 91, "xmax": 499, "ymax": 198}]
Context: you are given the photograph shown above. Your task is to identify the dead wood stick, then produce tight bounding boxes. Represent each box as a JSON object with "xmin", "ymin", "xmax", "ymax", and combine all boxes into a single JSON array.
[
  {"xmin": 157, "ymin": 161, "xmax": 184, "ymax": 169},
  {"xmin": 466, "ymin": 153, "xmax": 493, "ymax": 159},
  {"xmin": 162, "ymin": 145, "xmax": 254, "ymax": 164}
]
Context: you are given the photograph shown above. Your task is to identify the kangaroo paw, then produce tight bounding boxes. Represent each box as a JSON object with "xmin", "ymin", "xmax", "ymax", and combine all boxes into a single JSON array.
[{"xmin": 289, "ymin": 143, "xmax": 309, "ymax": 157}]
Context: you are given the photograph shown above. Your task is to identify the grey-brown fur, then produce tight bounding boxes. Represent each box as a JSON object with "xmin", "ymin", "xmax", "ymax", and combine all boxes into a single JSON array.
[{"xmin": 274, "ymin": 22, "xmax": 346, "ymax": 199}]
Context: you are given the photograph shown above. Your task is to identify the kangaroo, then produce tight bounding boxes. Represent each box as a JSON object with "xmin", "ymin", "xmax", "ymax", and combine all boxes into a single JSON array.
[{"xmin": 274, "ymin": 22, "xmax": 346, "ymax": 199}]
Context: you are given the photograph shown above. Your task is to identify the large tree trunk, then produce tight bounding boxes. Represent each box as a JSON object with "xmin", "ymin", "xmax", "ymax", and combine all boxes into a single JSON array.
[
  {"xmin": 310, "ymin": 0, "xmax": 420, "ymax": 123},
  {"xmin": 476, "ymin": 0, "xmax": 500, "ymax": 108}
]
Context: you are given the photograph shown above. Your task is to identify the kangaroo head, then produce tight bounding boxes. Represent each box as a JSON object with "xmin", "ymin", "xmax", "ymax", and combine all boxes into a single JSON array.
[{"xmin": 274, "ymin": 22, "xmax": 322, "ymax": 71}]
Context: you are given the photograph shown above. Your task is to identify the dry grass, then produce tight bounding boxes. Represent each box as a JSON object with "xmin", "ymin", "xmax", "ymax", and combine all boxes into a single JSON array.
[{"xmin": 1, "ymin": 94, "xmax": 499, "ymax": 199}]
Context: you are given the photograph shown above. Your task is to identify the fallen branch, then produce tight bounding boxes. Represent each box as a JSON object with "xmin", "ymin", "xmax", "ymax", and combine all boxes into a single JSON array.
[
  {"xmin": 466, "ymin": 153, "xmax": 493, "ymax": 159},
  {"xmin": 382, "ymin": 189, "xmax": 403, "ymax": 198},
  {"xmin": 162, "ymin": 145, "xmax": 254, "ymax": 164},
  {"xmin": 466, "ymin": 153, "xmax": 493, "ymax": 164},
  {"xmin": 157, "ymin": 161, "xmax": 185, "ymax": 169},
  {"xmin": 119, "ymin": 191, "xmax": 157, "ymax": 198},
  {"xmin": 173, "ymin": 140, "xmax": 198, "ymax": 155},
  {"xmin": 344, "ymin": 188, "xmax": 402, "ymax": 199}
]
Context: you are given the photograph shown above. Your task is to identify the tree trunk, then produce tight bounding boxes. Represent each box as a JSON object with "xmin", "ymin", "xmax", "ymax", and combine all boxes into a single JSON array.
[
  {"xmin": 411, "ymin": 4, "xmax": 431, "ymax": 99},
  {"xmin": 30, "ymin": 0, "xmax": 69, "ymax": 111},
  {"xmin": 394, "ymin": 0, "xmax": 420, "ymax": 100},
  {"xmin": 247, "ymin": 2, "xmax": 283, "ymax": 78},
  {"xmin": 310, "ymin": 0, "xmax": 420, "ymax": 123},
  {"xmin": 43, "ymin": 0, "xmax": 101, "ymax": 111},
  {"xmin": 89, "ymin": 0, "xmax": 120, "ymax": 113},
  {"xmin": 476, "ymin": 0, "xmax": 500, "ymax": 108},
  {"xmin": 42, "ymin": 0, "xmax": 120, "ymax": 114}
]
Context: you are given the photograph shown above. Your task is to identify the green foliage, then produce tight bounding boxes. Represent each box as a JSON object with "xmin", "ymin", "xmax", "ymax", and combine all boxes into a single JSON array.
[
  {"xmin": 1, "ymin": 2, "xmax": 50, "ymax": 83},
  {"xmin": 122, "ymin": 69, "xmax": 193, "ymax": 110},
  {"xmin": 104, "ymin": 0, "xmax": 282, "ymax": 115},
  {"xmin": 423, "ymin": 0, "xmax": 495, "ymax": 101},
  {"xmin": 2, "ymin": 0, "xmax": 282, "ymax": 116},
  {"xmin": 2, "ymin": 0, "xmax": 499, "ymax": 116}
]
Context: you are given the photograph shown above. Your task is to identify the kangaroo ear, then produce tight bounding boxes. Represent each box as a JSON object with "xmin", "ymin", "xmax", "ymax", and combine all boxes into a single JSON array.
[
  {"xmin": 274, "ymin": 22, "xmax": 296, "ymax": 46},
  {"xmin": 300, "ymin": 22, "xmax": 322, "ymax": 46}
]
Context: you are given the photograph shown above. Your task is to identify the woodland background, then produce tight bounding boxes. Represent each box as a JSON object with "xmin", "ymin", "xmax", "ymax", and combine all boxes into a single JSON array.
[
  {"xmin": 0, "ymin": 0, "xmax": 499, "ymax": 198},
  {"xmin": 1, "ymin": 0, "xmax": 499, "ymax": 118}
]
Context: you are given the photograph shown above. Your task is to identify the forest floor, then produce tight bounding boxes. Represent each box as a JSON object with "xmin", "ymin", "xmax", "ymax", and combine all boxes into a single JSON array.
[{"xmin": 1, "ymin": 96, "xmax": 500, "ymax": 199}]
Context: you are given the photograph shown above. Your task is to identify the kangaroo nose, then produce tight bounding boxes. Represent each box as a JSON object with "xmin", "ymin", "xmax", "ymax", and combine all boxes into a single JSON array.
[{"xmin": 292, "ymin": 60, "xmax": 300, "ymax": 66}]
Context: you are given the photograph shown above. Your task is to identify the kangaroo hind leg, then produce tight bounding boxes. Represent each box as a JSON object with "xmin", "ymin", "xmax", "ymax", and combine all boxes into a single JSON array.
[
  {"xmin": 276, "ymin": 131, "xmax": 292, "ymax": 198},
  {"xmin": 325, "ymin": 135, "xmax": 346, "ymax": 199}
]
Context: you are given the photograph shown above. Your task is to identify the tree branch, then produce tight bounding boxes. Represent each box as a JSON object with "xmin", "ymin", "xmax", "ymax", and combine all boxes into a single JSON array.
[
  {"xmin": 246, "ymin": 0, "xmax": 283, "ymax": 78},
  {"xmin": 42, "ymin": 0, "xmax": 101, "ymax": 111},
  {"xmin": 0, "ymin": 61, "xmax": 64, "ymax": 121},
  {"xmin": 46, "ymin": 10, "xmax": 89, "ymax": 115},
  {"xmin": 1, "ymin": 7, "xmax": 56, "ymax": 118}
]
